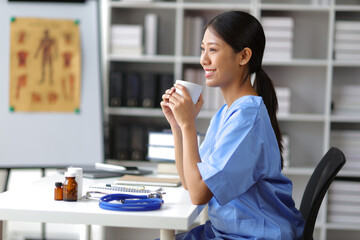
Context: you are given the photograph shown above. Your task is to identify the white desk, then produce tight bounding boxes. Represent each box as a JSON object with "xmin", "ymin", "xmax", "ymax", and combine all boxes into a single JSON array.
[{"xmin": 0, "ymin": 174, "xmax": 204, "ymax": 240}]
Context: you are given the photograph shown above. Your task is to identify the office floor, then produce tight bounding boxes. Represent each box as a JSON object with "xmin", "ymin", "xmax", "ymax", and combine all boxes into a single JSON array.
[{"xmin": 4, "ymin": 223, "xmax": 159, "ymax": 240}]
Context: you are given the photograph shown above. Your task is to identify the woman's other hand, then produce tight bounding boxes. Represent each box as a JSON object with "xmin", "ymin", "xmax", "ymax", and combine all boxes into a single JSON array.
[
  {"xmin": 167, "ymin": 84, "xmax": 203, "ymax": 129},
  {"xmin": 160, "ymin": 87, "xmax": 180, "ymax": 129}
]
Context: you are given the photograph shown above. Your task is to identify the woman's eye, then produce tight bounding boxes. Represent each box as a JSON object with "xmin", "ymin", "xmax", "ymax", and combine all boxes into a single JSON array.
[{"xmin": 200, "ymin": 47, "xmax": 216, "ymax": 53}]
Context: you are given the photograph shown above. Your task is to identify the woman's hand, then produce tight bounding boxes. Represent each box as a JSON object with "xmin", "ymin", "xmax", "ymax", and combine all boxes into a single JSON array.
[
  {"xmin": 160, "ymin": 87, "xmax": 180, "ymax": 129},
  {"xmin": 167, "ymin": 84, "xmax": 203, "ymax": 130}
]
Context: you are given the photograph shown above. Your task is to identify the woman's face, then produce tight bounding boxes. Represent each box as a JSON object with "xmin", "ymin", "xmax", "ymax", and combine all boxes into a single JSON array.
[{"xmin": 200, "ymin": 28, "xmax": 243, "ymax": 89}]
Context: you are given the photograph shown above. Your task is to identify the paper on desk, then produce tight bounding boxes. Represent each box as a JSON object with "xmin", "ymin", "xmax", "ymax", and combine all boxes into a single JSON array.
[{"xmin": 114, "ymin": 175, "xmax": 181, "ymax": 187}]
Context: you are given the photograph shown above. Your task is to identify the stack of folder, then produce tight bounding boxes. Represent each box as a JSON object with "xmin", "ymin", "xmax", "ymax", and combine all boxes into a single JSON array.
[
  {"xmin": 111, "ymin": 24, "xmax": 143, "ymax": 56},
  {"xmin": 332, "ymin": 84, "xmax": 360, "ymax": 114},
  {"xmin": 334, "ymin": 20, "xmax": 360, "ymax": 61},
  {"xmin": 262, "ymin": 17, "xmax": 294, "ymax": 60},
  {"xmin": 328, "ymin": 178, "xmax": 360, "ymax": 224},
  {"xmin": 330, "ymin": 130, "xmax": 360, "ymax": 171},
  {"xmin": 275, "ymin": 87, "xmax": 291, "ymax": 115}
]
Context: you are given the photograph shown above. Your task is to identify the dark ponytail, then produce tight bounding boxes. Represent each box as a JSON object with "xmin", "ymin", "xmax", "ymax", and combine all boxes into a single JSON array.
[
  {"xmin": 254, "ymin": 68, "xmax": 284, "ymax": 168},
  {"xmin": 205, "ymin": 11, "xmax": 284, "ymax": 168}
]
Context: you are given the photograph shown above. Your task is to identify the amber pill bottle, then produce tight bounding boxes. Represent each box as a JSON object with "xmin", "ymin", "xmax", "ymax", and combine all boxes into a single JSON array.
[
  {"xmin": 63, "ymin": 172, "xmax": 78, "ymax": 202},
  {"xmin": 54, "ymin": 182, "xmax": 63, "ymax": 201}
]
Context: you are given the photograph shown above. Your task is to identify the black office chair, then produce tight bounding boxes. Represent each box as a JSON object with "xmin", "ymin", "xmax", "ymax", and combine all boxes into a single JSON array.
[{"xmin": 299, "ymin": 147, "xmax": 346, "ymax": 240}]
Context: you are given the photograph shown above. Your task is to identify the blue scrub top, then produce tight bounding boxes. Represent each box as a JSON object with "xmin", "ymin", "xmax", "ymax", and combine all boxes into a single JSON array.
[{"xmin": 197, "ymin": 95, "xmax": 304, "ymax": 239}]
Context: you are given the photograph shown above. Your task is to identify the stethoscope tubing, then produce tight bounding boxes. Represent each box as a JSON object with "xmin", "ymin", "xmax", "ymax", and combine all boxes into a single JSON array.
[{"xmin": 99, "ymin": 193, "xmax": 164, "ymax": 211}]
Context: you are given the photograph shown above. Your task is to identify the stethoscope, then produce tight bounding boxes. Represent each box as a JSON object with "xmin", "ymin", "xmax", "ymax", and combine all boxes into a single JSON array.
[
  {"xmin": 99, "ymin": 193, "xmax": 164, "ymax": 211},
  {"xmin": 85, "ymin": 191, "xmax": 165, "ymax": 211}
]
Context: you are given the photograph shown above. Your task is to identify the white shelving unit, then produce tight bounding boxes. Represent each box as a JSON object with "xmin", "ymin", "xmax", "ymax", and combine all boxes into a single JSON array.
[{"xmin": 100, "ymin": 1, "xmax": 360, "ymax": 239}]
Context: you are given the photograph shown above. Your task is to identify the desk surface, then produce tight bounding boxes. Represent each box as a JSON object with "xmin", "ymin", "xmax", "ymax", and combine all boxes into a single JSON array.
[{"xmin": 0, "ymin": 174, "xmax": 203, "ymax": 231}]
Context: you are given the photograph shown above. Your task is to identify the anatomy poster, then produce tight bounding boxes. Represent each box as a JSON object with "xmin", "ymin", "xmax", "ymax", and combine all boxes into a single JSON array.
[{"xmin": 9, "ymin": 17, "xmax": 81, "ymax": 112}]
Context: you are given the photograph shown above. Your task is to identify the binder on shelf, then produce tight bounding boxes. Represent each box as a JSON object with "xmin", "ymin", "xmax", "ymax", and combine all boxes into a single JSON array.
[
  {"xmin": 183, "ymin": 68, "xmax": 197, "ymax": 84},
  {"xmin": 125, "ymin": 72, "xmax": 140, "ymax": 107},
  {"xmin": 115, "ymin": 174, "xmax": 181, "ymax": 187},
  {"xmin": 130, "ymin": 125, "xmax": 146, "ymax": 161},
  {"xmin": 144, "ymin": 13, "xmax": 158, "ymax": 55},
  {"xmin": 140, "ymin": 73, "xmax": 157, "ymax": 108},
  {"xmin": 191, "ymin": 16, "xmax": 205, "ymax": 56},
  {"xmin": 183, "ymin": 16, "xmax": 192, "ymax": 56},
  {"xmin": 158, "ymin": 73, "xmax": 174, "ymax": 103},
  {"xmin": 109, "ymin": 71, "xmax": 123, "ymax": 107},
  {"xmin": 113, "ymin": 124, "xmax": 130, "ymax": 160},
  {"xmin": 182, "ymin": 16, "xmax": 205, "ymax": 56}
]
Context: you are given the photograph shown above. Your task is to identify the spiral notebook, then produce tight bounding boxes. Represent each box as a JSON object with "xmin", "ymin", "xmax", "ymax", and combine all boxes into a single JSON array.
[
  {"xmin": 114, "ymin": 175, "xmax": 181, "ymax": 187},
  {"xmin": 85, "ymin": 183, "xmax": 161, "ymax": 197}
]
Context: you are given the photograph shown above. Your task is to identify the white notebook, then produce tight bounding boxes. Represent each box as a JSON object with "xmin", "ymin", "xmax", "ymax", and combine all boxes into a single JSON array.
[{"xmin": 114, "ymin": 175, "xmax": 181, "ymax": 187}]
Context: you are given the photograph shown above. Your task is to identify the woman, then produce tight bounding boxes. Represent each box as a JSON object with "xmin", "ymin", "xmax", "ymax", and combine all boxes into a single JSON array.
[{"xmin": 161, "ymin": 11, "xmax": 304, "ymax": 239}]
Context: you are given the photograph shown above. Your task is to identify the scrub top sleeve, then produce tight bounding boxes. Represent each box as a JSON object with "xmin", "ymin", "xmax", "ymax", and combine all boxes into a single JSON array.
[{"xmin": 197, "ymin": 107, "xmax": 266, "ymax": 206}]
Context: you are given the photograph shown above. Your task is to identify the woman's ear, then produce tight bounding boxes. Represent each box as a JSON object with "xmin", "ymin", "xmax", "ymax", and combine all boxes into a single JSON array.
[{"xmin": 239, "ymin": 47, "xmax": 252, "ymax": 66}]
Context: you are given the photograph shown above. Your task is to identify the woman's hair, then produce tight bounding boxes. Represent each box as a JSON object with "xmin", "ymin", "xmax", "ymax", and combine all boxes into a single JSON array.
[{"xmin": 205, "ymin": 11, "xmax": 284, "ymax": 168}]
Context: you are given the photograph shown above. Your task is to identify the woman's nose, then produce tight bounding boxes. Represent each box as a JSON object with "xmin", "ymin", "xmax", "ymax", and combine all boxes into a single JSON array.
[{"xmin": 200, "ymin": 51, "xmax": 209, "ymax": 66}]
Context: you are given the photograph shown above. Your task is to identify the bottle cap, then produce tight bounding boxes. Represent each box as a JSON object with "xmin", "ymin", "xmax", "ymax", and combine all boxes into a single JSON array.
[
  {"xmin": 67, "ymin": 167, "xmax": 83, "ymax": 175},
  {"xmin": 64, "ymin": 171, "xmax": 76, "ymax": 177},
  {"xmin": 55, "ymin": 182, "xmax": 63, "ymax": 187}
]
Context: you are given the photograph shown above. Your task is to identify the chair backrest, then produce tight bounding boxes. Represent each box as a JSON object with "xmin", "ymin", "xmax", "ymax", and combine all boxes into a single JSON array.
[{"xmin": 299, "ymin": 147, "xmax": 346, "ymax": 240}]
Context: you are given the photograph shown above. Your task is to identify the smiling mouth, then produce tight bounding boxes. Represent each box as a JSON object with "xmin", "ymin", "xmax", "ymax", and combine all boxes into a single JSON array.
[{"xmin": 205, "ymin": 69, "xmax": 216, "ymax": 74}]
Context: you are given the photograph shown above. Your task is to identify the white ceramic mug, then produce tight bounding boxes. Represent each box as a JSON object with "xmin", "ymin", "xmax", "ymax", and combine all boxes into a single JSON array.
[{"xmin": 175, "ymin": 80, "xmax": 203, "ymax": 104}]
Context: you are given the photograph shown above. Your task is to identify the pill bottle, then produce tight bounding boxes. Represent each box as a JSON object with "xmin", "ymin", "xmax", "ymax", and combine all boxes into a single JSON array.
[
  {"xmin": 67, "ymin": 167, "xmax": 83, "ymax": 200},
  {"xmin": 63, "ymin": 171, "xmax": 78, "ymax": 202},
  {"xmin": 54, "ymin": 182, "xmax": 63, "ymax": 201}
]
